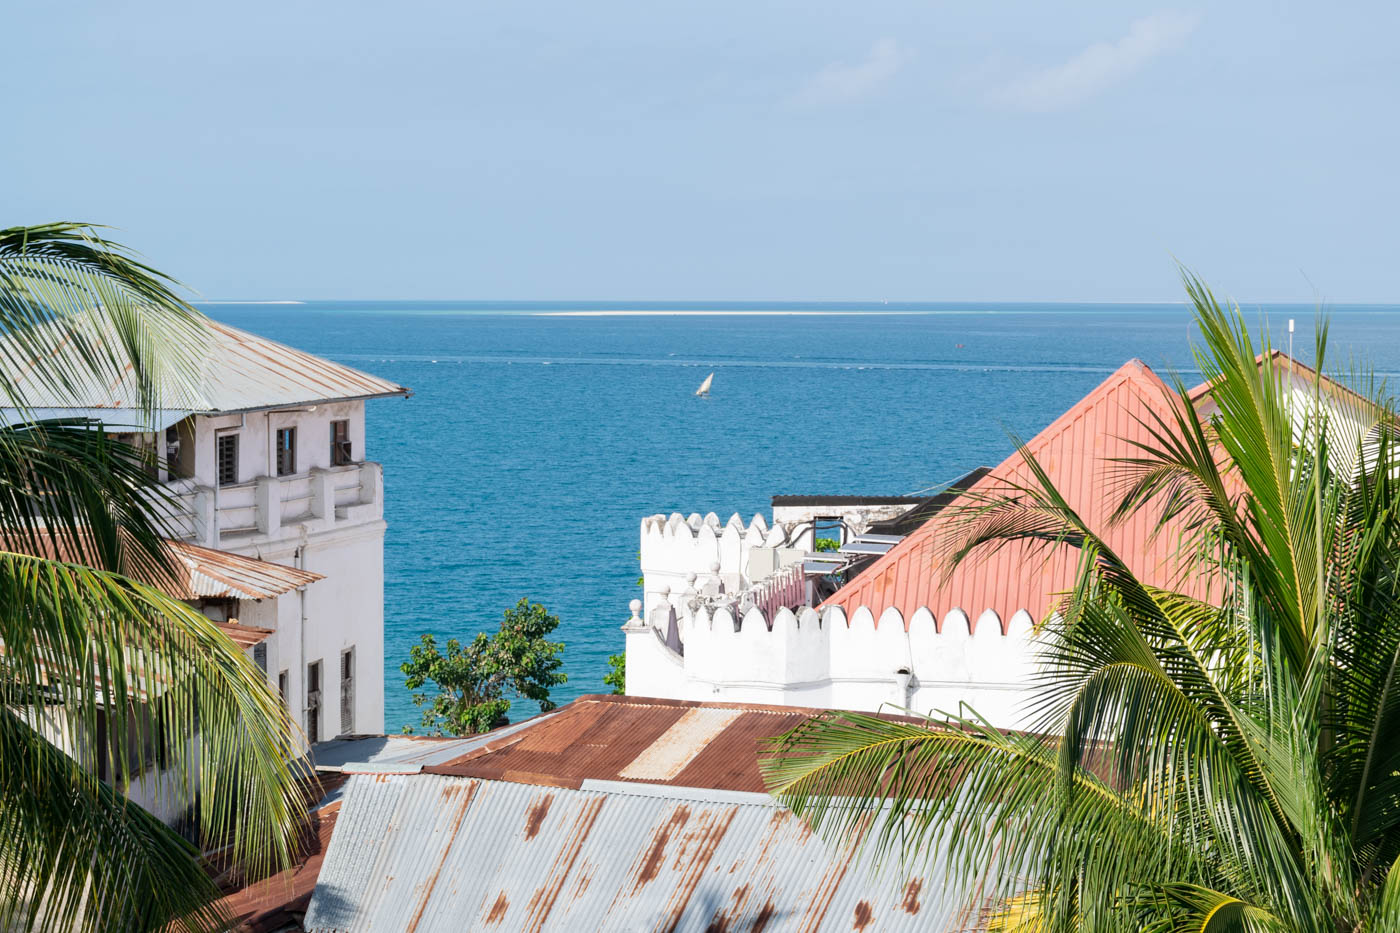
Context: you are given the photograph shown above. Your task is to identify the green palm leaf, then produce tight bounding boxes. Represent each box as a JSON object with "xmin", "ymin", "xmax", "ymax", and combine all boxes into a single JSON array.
[
  {"xmin": 0, "ymin": 224, "xmax": 307, "ymax": 931},
  {"xmin": 764, "ymin": 273, "xmax": 1400, "ymax": 932}
]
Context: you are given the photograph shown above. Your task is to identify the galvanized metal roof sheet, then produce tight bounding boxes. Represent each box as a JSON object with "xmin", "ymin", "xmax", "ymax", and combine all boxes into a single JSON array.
[
  {"xmin": 0, "ymin": 317, "xmax": 408, "ymax": 415},
  {"xmin": 304, "ymin": 774, "xmax": 975, "ymax": 932}
]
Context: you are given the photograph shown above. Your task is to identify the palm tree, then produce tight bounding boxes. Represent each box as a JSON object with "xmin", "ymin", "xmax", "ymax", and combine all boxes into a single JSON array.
[
  {"xmin": 0, "ymin": 223, "xmax": 307, "ymax": 931},
  {"xmin": 762, "ymin": 278, "xmax": 1400, "ymax": 932}
]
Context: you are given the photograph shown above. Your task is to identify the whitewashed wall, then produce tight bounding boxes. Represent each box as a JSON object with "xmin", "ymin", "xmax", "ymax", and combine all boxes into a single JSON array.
[{"xmin": 623, "ymin": 601, "xmax": 1040, "ymax": 730}]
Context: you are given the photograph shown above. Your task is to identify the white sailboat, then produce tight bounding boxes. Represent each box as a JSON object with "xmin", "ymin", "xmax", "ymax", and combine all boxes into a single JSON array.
[{"xmin": 695, "ymin": 372, "xmax": 714, "ymax": 397}]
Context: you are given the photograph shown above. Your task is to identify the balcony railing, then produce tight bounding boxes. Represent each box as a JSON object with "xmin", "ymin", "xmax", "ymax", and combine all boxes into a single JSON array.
[{"xmin": 161, "ymin": 461, "xmax": 383, "ymax": 548}]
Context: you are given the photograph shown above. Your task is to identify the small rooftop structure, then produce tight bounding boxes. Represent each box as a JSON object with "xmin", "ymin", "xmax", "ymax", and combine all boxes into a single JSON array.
[{"xmin": 302, "ymin": 695, "xmax": 975, "ymax": 931}]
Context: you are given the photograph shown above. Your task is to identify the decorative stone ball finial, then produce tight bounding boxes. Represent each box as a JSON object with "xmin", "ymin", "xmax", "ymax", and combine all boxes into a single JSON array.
[{"xmin": 709, "ymin": 561, "xmax": 721, "ymax": 575}]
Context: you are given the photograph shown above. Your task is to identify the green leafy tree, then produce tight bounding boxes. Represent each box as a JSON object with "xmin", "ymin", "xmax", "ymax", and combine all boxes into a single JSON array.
[
  {"xmin": 403, "ymin": 598, "xmax": 567, "ymax": 735},
  {"xmin": 813, "ymin": 537, "xmax": 840, "ymax": 552},
  {"xmin": 0, "ymin": 224, "xmax": 307, "ymax": 931},
  {"xmin": 604, "ymin": 652, "xmax": 626, "ymax": 694},
  {"xmin": 764, "ymin": 277, "xmax": 1400, "ymax": 932}
]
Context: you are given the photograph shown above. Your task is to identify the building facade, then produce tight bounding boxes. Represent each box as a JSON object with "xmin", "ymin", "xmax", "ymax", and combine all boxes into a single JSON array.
[{"xmin": 2, "ymin": 319, "xmax": 409, "ymax": 749}]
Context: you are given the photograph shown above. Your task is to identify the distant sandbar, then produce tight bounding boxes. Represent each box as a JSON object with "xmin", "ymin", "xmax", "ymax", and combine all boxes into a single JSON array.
[{"xmin": 532, "ymin": 310, "xmax": 925, "ymax": 317}]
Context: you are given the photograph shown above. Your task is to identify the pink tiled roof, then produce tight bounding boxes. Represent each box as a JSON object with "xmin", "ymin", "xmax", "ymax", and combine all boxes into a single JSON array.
[{"xmin": 822, "ymin": 360, "xmax": 1205, "ymax": 632}]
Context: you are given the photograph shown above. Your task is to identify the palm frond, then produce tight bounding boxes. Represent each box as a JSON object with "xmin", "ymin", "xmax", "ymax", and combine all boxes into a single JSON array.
[{"xmin": 0, "ymin": 222, "xmax": 207, "ymax": 417}]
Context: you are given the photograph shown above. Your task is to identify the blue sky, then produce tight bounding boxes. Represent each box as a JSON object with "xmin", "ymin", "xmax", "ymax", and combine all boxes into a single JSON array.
[{"xmin": 7, "ymin": 2, "xmax": 1397, "ymax": 301}]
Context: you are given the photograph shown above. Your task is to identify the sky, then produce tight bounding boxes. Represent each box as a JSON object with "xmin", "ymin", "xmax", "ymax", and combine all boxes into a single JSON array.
[{"xmin": 6, "ymin": 2, "xmax": 1398, "ymax": 302}]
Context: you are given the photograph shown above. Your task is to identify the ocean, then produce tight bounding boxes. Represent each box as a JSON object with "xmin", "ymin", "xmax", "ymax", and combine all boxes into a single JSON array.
[{"xmin": 196, "ymin": 300, "xmax": 1400, "ymax": 732}]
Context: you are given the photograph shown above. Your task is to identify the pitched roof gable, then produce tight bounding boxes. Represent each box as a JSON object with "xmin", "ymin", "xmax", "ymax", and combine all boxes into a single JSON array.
[{"xmin": 821, "ymin": 359, "xmax": 1195, "ymax": 629}]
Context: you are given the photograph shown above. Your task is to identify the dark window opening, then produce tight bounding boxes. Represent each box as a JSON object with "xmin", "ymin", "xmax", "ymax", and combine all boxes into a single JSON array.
[
  {"xmin": 164, "ymin": 422, "xmax": 195, "ymax": 479},
  {"xmin": 216, "ymin": 434, "xmax": 239, "ymax": 487},
  {"xmin": 340, "ymin": 647, "xmax": 355, "ymax": 735},
  {"xmin": 306, "ymin": 660, "xmax": 321, "ymax": 744},
  {"xmin": 278, "ymin": 670, "xmax": 288, "ymax": 705},
  {"xmin": 331, "ymin": 419, "xmax": 352, "ymax": 466},
  {"xmin": 253, "ymin": 641, "xmax": 267, "ymax": 674},
  {"xmin": 276, "ymin": 427, "xmax": 297, "ymax": 477}
]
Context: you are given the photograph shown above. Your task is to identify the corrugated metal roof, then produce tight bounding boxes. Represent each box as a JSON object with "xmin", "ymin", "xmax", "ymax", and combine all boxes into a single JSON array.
[
  {"xmin": 213, "ymin": 620, "xmax": 273, "ymax": 648},
  {"xmin": 425, "ymin": 695, "xmax": 851, "ymax": 793},
  {"xmin": 771, "ymin": 494, "xmax": 926, "ymax": 506},
  {"xmin": 822, "ymin": 360, "xmax": 1214, "ymax": 629},
  {"xmin": 166, "ymin": 540, "xmax": 323, "ymax": 600},
  {"xmin": 304, "ymin": 774, "xmax": 975, "ymax": 932},
  {"xmin": 306, "ymin": 722, "xmax": 552, "ymax": 775},
  {"xmin": 0, "ymin": 533, "xmax": 321, "ymax": 601},
  {"xmin": 0, "ymin": 317, "xmax": 408, "ymax": 415}
]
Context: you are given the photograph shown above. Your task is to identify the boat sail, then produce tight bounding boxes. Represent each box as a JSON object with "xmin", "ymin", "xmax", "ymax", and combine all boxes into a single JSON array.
[{"xmin": 695, "ymin": 372, "xmax": 714, "ymax": 397}]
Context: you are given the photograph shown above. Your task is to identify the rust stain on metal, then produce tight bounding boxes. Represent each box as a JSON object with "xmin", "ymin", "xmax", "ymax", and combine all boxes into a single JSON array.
[
  {"xmin": 796, "ymin": 812, "xmax": 873, "ymax": 933},
  {"xmin": 521, "ymin": 795, "xmax": 605, "ymax": 932},
  {"xmin": 525, "ymin": 793, "xmax": 554, "ymax": 840},
  {"xmin": 656, "ymin": 806, "xmax": 739, "ymax": 933},
  {"xmin": 404, "ymin": 781, "xmax": 479, "ymax": 933},
  {"xmin": 634, "ymin": 805, "xmax": 691, "ymax": 890},
  {"xmin": 752, "ymin": 900, "xmax": 776, "ymax": 933},
  {"xmin": 901, "ymin": 879, "xmax": 922, "ymax": 914},
  {"xmin": 852, "ymin": 901, "xmax": 873, "ymax": 930},
  {"xmin": 702, "ymin": 884, "xmax": 752, "ymax": 933},
  {"xmin": 484, "ymin": 892, "xmax": 509, "ymax": 925}
]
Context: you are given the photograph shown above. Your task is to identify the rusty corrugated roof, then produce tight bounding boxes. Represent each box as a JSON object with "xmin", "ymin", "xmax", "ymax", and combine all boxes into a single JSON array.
[
  {"xmin": 304, "ymin": 774, "xmax": 974, "ymax": 932},
  {"xmin": 213, "ymin": 620, "xmax": 274, "ymax": 648},
  {"xmin": 0, "ymin": 532, "xmax": 323, "ymax": 602},
  {"xmin": 304, "ymin": 697, "xmax": 989, "ymax": 931},
  {"xmin": 425, "ymin": 695, "xmax": 858, "ymax": 793},
  {"xmin": 821, "ymin": 360, "xmax": 1212, "ymax": 630},
  {"xmin": 166, "ymin": 540, "xmax": 323, "ymax": 601},
  {"xmin": 0, "ymin": 317, "xmax": 409, "ymax": 415},
  {"xmin": 220, "ymin": 801, "xmax": 340, "ymax": 932}
]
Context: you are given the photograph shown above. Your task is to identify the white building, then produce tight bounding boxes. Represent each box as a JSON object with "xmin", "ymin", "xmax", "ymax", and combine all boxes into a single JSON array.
[
  {"xmin": 1, "ymin": 319, "xmax": 409, "ymax": 749},
  {"xmin": 624, "ymin": 355, "xmax": 1370, "ymax": 730}
]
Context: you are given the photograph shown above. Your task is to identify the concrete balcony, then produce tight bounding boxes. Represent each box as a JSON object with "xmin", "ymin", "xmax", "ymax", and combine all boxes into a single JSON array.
[{"xmin": 165, "ymin": 461, "xmax": 383, "ymax": 549}]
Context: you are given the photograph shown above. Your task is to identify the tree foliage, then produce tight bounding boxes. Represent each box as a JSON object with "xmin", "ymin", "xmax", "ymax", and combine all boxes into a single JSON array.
[
  {"xmin": 604, "ymin": 652, "xmax": 626, "ymax": 695},
  {"xmin": 0, "ymin": 223, "xmax": 307, "ymax": 932},
  {"xmin": 763, "ymin": 275, "xmax": 1400, "ymax": 932},
  {"xmin": 403, "ymin": 598, "xmax": 567, "ymax": 735}
]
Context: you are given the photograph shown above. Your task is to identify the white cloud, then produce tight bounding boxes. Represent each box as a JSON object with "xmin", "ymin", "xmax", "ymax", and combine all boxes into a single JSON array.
[
  {"xmin": 794, "ymin": 38, "xmax": 906, "ymax": 108},
  {"xmin": 989, "ymin": 11, "xmax": 1199, "ymax": 112}
]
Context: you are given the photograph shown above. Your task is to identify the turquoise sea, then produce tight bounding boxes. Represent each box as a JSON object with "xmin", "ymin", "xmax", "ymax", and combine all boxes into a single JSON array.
[{"xmin": 196, "ymin": 300, "xmax": 1400, "ymax": 732}]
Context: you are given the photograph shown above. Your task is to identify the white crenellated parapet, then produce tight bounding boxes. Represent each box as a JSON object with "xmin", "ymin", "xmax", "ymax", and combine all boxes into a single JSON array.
[
  {"xmin": 639, "ymin": 511, "xmax": 794, "ymax": 617},
  {"xmin": 628, "ymin": 598, "xmax": 1043, "ymax": 731}
]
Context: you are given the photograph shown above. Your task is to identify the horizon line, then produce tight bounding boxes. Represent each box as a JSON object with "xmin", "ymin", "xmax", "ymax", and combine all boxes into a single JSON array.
[{"xmin": 191, "ymin": 297, "xmax": 1400, "ymax": 307}]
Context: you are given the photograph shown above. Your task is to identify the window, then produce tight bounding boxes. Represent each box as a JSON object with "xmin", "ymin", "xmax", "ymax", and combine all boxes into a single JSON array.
[
  {"xmin": 216, "ymin": 434, "xmax": 239, "ymax": 487},
  {"xmin": 165, "ymin": 425, "xmax": 187, "ymax": 479},
  {"xmin": 253, "ymin": 641, "xmax": 267, "ymax": 674},
  {"xmin": 276, "ymin": 427, "xmax": 297, "ymax": 476},
  {"xmin": 331, "ymin": 420, "xmax": 352, "ymax": 466},
  {"xmin": 278, "ymin": 670, "xmax": 288, "ymax": 706},
  {"xmin": 340, "ymin": 647, "xmax": 355, "ymax": 735},
  {"xmin": 306, "ymin": 660, "xmax": 322, "ymax": 745}
]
